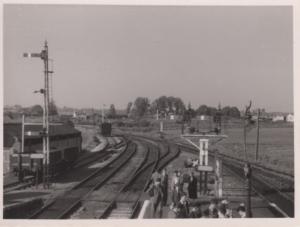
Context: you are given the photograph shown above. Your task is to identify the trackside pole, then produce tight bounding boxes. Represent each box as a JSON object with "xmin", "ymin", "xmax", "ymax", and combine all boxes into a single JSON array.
[
  {"xmin": 181, "ymin": 134, "xmax": 226, "ymax": 197},
  {"xmin": 23, "ymin": 40, "xmax": 51, "ymax": 189}
]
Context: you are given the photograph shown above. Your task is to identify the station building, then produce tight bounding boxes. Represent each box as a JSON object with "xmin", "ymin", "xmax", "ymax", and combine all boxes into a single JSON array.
[{"xmin": 3, "ymin": 122, "xmax": 82, "ymax": 174}]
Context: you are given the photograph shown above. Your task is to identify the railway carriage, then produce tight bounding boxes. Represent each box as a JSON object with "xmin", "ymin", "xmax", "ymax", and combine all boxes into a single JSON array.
[{"xmin": 4, "ymin": 122, "xmax": 82, "ymax": 177}]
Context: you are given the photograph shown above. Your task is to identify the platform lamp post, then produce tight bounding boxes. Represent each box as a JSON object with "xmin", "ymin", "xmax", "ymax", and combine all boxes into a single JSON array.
[
  {"xmin": 23, "ymin": 41, "xmax": 51, "ymax": 189},
  {"xmin": 243, "ymin": 101, "xmax": 253, "ymax": 218},
  {"xmin": 102, "ymin": 104, "xmax": 106, "ymax": 123}
]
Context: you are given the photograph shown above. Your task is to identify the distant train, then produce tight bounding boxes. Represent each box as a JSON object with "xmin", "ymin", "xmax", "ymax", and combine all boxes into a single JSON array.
[
  {"xmin": 101, "ymin": 122, "xmax": 112, "ymax": 136},
  {"xmin": 4, "ymin": 123, "xmax": 82, "ymax": 178}
]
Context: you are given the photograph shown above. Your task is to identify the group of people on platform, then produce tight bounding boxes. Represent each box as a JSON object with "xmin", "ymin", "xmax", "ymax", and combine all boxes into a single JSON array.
[{"xmin": 146, "ymin": 168, "xmax": 247, "ymax": 218}]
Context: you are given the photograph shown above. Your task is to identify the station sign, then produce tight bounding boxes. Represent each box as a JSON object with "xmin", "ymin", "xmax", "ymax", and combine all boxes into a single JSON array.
[
  {"xmin": 25, "ymin": 131, "xmax": 41, "ymax": 136},
  {"xmin": 30, "ymin": 153, "xmax": 45, "ymax": 159},
  {"xmin": 197, "ymin": 165, "xmax": 213, "ymax": 172}
]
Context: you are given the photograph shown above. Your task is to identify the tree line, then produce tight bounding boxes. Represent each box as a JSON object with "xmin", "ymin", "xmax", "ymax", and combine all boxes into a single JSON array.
[{"xmin": 121, "ymin": 96, "xmax": 241, "ymax": 119}]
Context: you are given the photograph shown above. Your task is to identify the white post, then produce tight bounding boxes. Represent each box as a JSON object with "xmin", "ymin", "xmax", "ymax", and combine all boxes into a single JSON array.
[
  {"xmin": 215, "ymin": 159, "xmax": 223, "ymax": 198},
  {"xmin": 160, "ymin": 121, "xmax": 163, "ymax": 132},
  {"xmin": 199, "ymin": 139, "xmax": 209, "ymax": 166},
  {"xmin": 21, "ymin": 115, "xmax": 25, "ymax": 154},
  {"xmin": 199, "ymin": 139, "xmax": 203, "ymax": 166},
  {"xmin": 102, "ymin": 104, "xmax": 106, "ymax": 123},
  {"xmin": 204, "ymin": 140, "xmax": 208, "ymax": 166}
]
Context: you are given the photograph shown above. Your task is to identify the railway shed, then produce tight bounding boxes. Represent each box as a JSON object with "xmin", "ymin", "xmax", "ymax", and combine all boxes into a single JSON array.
[{"xmin": 4, "ymin": 122, "xmax": 82, "ymax": 179}]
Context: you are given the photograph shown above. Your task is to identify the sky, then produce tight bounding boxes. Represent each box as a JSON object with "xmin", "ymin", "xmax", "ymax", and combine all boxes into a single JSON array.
[{"xmin": 3, "ymin": 5, "xmax": 293, "ymax": 112}]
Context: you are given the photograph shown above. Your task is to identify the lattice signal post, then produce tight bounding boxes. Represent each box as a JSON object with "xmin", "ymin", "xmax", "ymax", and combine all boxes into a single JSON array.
[
  {"xmin": 23, "ymin": 41, "xmax": 52, "ymax": 188},
  {"xmin": 181, "ymin": 134, "xmax": 227, "ymax": 197}
]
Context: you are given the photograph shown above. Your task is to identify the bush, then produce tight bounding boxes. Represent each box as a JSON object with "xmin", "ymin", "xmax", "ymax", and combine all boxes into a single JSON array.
[
  {"xmin": 138, "ymin": 120, "xmax": 151, "ymax": 127},
  {"xmin": 189, "ymin": 127, "xmax": 196, "ymax": 133},
  {"xmin": 115, "ymin": 121, "xmax": 125, "ymax": 127}
]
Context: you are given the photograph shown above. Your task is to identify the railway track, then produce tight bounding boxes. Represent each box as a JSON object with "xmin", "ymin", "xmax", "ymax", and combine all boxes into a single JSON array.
[
  {"xmin": 71, "ymin": 140, "xmax": 150, "ymax": 219},
  {"xmin": 177, "ymin": 142, "xmax": 294, "ymax": 217},
  {"xmin": 73, "ymin": 136, "xmax": 125, "ymax": 169},
  {"xmin": 99, "ymin": 141, "xmax": 160, "ymax": 219},
  {"xmin": 99, "ymin": 136, "xmax": 181, "ymax": 219},
  {"xmin": 27, "ymin": 135, "xmax": 181, "ymax": 219},
  {"xmin": 30, "ymin": 140, "xmax": 136, "ymax": 219}
]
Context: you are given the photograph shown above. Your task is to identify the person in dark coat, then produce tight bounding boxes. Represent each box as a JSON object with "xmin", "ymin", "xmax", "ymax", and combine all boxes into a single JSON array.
[
  {"xmin": 171, "ymin": 183, "xmax": 183, "ymax": 208},
  {"xmin": 174, "ymin": 195, "xmax": 190, "ymax": 218},
  {"xmin": 147, "ymin": 177, "xmax": 164, "ymax": 218},
  {"xmin": 189, "ymin": 205, "xmax": 202, "ymax": 218},
  {"xmin": 161, "ymin": 168, "xmax": 169, "ymax": 206},
  {"xmin": 187, "ymin": 171, "xmax": 198, "ymax": 199}
]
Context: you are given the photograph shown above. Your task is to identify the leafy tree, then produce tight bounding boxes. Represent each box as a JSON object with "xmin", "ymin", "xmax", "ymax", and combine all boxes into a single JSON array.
[
  {"xmin": 197, "ymin": 105, "xmax": 218, "ymax": 116},
  {"xmin": 151, "ymin": 96, "xmax": 185, "ymax": 115},
  {"xmin": 221, "ymin": 106, "xmax": 241, "ymax": 118},
  {"xmin": 30, "ymin": 105, "xmax": 43, "ymax": 116},
  {"xmin": 108, "ymin": 104, "xmax": 116, "ymax": 118},
  {"xmin": 126, "ymin": 102, "xmax": 133, "ymax": 114},
  {"xmin": 197, "ymin": 105, "xmax": 208, "ymax": 115},
  {"xmin": 132, "ymin": 97, "xmax": 150, "ymax": 117},
  {"xmin": 229, "ymin": 107, "xmax": 241, "ymax": 118},
  {"xmin": 49, "ymin": 100, "xmax": 58, "ymax": 116},
  {"xmin": 183, "ymin": 104, "xmax": 196, "ymax": 123}
]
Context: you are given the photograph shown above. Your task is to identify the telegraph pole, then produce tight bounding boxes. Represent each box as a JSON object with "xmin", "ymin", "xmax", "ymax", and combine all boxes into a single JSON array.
[
  {"xmin": 243, "ymin": 101, "xmax": 253, "ymax": 217},
  {"xmin": 102, "ymin": 104, "xmax": 106, "ymax": 123},
  {"xmin": 23, "ymin": 41, "xmax": 51, "ymax": 189},
  {"xmin": 255, "ymin": 109, "xmax": 260, "ymax": 162},
  {"xmin": 18, "ymin": 115, "xmax": 25, "ymax": 182}
]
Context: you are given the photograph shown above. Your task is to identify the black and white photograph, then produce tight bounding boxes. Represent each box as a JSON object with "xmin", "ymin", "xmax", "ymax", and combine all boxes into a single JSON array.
[{"xmin": 1, "ymin": 1, "xmax": 298, "ymax": 224}]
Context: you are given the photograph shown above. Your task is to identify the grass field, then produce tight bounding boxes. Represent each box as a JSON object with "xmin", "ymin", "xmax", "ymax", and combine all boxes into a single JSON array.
[
  {"xmin": 114, "ymin": 119, "xmax": 294, "ymax": 175},
  {"xmin": 214, "ymin": 127, "xmax": 294, "ymax": 174}
]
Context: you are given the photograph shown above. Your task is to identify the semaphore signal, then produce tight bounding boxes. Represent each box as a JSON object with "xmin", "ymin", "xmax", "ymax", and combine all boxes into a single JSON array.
[{"xmin": 23, "ymin": 40, "xmax": 52, "ymax": 189}]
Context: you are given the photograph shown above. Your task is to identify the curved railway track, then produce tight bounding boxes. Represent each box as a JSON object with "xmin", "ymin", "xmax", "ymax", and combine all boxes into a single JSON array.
[
  {"xmin": 30, "ymin": 140, "xmax": 136, "ymax": 219},
  {"xmin": 28, "ymin": 135, "xmax": 181, "ymax": 219},
  {"xmin": 73, "ymin": 136, "xmax": 125, "ymax": 169},
  {"xmin": 71, "ymin": 140, "xmax": 150, "ymax": 219},
  {"xmin": 98, "ymin": 138, "xmax": 160, "ymax": 219},
  {"xmin": 100, "ymin": 136, "xmax": 181, "ymax": 219}
]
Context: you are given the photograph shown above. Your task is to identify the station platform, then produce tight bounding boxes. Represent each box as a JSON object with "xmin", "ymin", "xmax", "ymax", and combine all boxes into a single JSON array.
[
  {"xmin": 4, "ymin": 172, "xmax": 19, "ymax": 187},
  {"xmin": 139, "ymin": 149, "xmax": 277, "ymax": 218}
]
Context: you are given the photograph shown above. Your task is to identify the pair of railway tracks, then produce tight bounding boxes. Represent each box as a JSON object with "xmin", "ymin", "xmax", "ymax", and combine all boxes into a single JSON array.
[
  {"xmin": 30, "ymin": 139, "xmax": 135, "ymax": 219},
  {"xmin": 98, "ymin": 139, "xmax": 160, "ymax": 219},
  {"xmin": 101, "ymin": 136, "xmax": 181, "ymax": 219},
  {"xmin": 177, "ymin": 142, "xmax": 294, "ymax": 217},
  {"xmin": 29, "ymin": 135, "xmax": 181, "ymax": 219},
  {"xmin": 73, "ymin": 136, "xmax": 125, "ymax": 169}
]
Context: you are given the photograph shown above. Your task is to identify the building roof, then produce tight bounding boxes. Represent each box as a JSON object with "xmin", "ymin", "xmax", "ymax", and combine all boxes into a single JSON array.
[{"xmin": 4, "ymin": 123, "xmax": 81, "ymax": 148}]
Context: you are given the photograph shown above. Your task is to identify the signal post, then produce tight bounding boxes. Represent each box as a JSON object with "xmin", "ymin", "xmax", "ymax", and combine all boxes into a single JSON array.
[
  {"xmin": 23, "ymin": 41, "xmax": 52, "ymax": 188},
  {"xmin": 181, "ymin": 134, "xmax": 227, "ymax": 197}
]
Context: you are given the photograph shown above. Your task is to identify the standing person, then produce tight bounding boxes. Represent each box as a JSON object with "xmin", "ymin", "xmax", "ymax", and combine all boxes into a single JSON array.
[
  {"xmin": 207, "ymin": 200, "xmax": 218, "ymax": 218},
  {"xmin": 151, "ymin": 170, "xmax": 161, "ymax": 184},
  {"xmin": 177, "ymin": 170, "xmax": 184, "ymax": 191},
  {"xmin": 189, "ymin": 205, "xmax": 202, "ymax": 218},
  {"xmin": 171, "ymin": 183, "xmax": 183, "ymax": 208},
  {"xmin": 187, "ymin": 171, "xmax": 198, "ymax": 199},
  {"xmin": 161, "ymin": 168, "xmax": 169, "ymax": 206},
  {"xmin": 171, "ymin": 170, "xmax": 179, "ymax": 190},
  {"xmin": 237, "ymin": 203, "xmax": 246, "ymax": 218},
  {"xmin": 175, "ymin": 195, "xmax": 190, "ymax": 218},
  {"xmin": 147, "ymin": 177, "xmax": 164, "ymax": 218}
]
